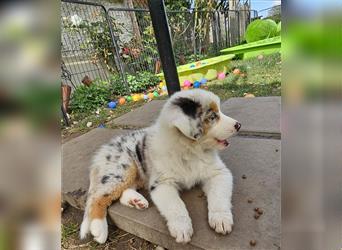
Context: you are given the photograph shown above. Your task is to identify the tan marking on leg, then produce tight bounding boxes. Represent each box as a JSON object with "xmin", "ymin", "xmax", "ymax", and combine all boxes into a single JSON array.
[{"xmin": 89, "ymin": 163, "xmax": 140, "ymax": 219}]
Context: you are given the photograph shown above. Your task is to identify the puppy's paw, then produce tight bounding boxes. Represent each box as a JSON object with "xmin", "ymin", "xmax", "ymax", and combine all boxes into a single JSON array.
[
  {"xmin": 120, "ymin": 189, "xmax": 149, "ymax": 210},
  {"xmin": 167, "ymin": 216, "xmax": 193, "ymax": 243},
  {"xmin": 90, "ymin": 218, "xmax": 108, "ymax": 244},
  {"xmin": 209, "ymin": 211, "xmax": 233, "ymax": 235}
]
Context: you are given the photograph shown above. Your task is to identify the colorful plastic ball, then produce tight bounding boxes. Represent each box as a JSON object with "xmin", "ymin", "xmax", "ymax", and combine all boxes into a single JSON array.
[
  {"xmin": 233, "ymin": 68, "xmax": 241, "ymax": 75},
  {"xmin": 98, "ymin": 124, "xmax": 105, "ymax": 128},
  {"xmin": 126, "ymin": 96, "xmax": 132, "ymax": 102},
  {"xmin": 217, "ymin": 72, "xmax": 226, "ymax": 80},
  {"xmin": 196, "ymin": 62, "xmax": 201, "ymax": 67},
  {"xmin": 183, "ymin": 80, "xmax": 191, "ymax": 87},
  {"xmin": 108, "ymin": 101, "xmax": 117, "ymax": 109},
  {"xmin": 132, "ymin": 94, "xmax": 141, "ymax": 102},
  {"xmin": 162, "ymin": 86, "xmax": 167, "ymax": 91},
  {"xmin": 143, "ymin": 94, "xmax": 149, "ymax": 100},
  {"xmin": 193, "ymin": 81, "xmax": 201, "ymax": 88},
  {"xmin": 159, "ymin": 81, "xmax": 165, "ymax": 88},
  {"xmin": 118, "ymin": 97, "xmax": 126, "ymax": 105},
  {"xmin": 183, "ymin": 86, "xmax": 189, "ymax": 90},
  {"xmin": 148, "ymin": 93, "xmax": 154, "ymax": 99},
  {"xmin": 200, "ymin": 78, "xmax": 207, "ymax": 85},
  {"xmin": 153, "ymin": 91, "xmax": 159, "ymax": 97},
  {"xmin": 190, "ymin": 64, "xmax": 195, "ymax": 68}
]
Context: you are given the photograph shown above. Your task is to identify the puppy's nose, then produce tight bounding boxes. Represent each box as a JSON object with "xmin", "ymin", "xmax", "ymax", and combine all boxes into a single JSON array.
[{"xmin": 234, "ymin": 122, "xmax": 241, "ymax": 131}]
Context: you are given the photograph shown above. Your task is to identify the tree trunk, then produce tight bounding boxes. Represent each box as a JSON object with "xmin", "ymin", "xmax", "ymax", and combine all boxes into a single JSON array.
[{"xmin": 125, "ymin": 0, "xmax": 142, "ymax": 45}]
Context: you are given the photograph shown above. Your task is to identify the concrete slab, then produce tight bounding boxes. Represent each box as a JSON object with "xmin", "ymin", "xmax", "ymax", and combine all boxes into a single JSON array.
[
  {"xmin": 221, "ymin": 97, "xmax": 281, "ymax": 137},
  {"xmin": 62, "ymin": 128, "xmax": 280, "ymax": 250},
  {"xmin": 62, "ymin": 128, "xmax": 131, "ymax": 209},
  {"xmin": 111, "ymin": 100, "xmax": 165, "ymax": 128},
  {"xmin": 111, "ymin": 97, "xmax": 280, "ymax": 137}
]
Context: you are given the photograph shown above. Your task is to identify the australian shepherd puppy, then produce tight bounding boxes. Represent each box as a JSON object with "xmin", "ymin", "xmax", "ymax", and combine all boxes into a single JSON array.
[{"xmin": 80, "ymin": 89, "xmax": 241, "ymax": 244}]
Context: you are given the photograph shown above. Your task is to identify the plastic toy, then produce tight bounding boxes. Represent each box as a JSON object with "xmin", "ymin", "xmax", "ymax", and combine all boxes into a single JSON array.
[
  {"xmin": 162, "ymin": 86, "xmax": 167, "ymax": 91},
  {"xmin": 132, "ymin": 94, "xmax": 140, "ymax": 102},
  {"xmin": 193, "ymin": 81, "xmax": 200, "ymax": 88},
  {"xmin": 233, "ymin": 68, "xmax": 241, "ymax": 75},
  {"xmin": 183, "ymin": 86, "xmax": 189, "ymax": 90},
  {"xmin": 217, "ymin": 72, "xmax": 226, "ymax": 80},
  {"xmin": 153, "ymin": 91, "xmax": 159, "ymax": 97},
  {"xmin": 148, "ymin": 93, "xmax": 154, "ymax": 99},
  {"xmin": 118, "ymin": 97, "xmax": 126, "ymax": 105},
  {"xmin": 98, "ymin": 124, "xmax": 105, "ymax": 128},
  {"xmin": 200, "ymin": 78, "xmax": 207, "ymax": 85},
  {"xmin": 183, "ymin": 80, "xmax": 191, "ymax": 87},
  {"xmin": 126, "ymin": 96, "xmax": 132, "ymax": 102},
  {"xmin": 157, "ymin": 54, "xmax": 234, "ymax": 83},
  {"xmin": 108, "ymin": 101, "xmax": 117, "ymax": 109},
  {"xmin": 143, "ymin": 94, "xmax": 149, "ymax": 100}
]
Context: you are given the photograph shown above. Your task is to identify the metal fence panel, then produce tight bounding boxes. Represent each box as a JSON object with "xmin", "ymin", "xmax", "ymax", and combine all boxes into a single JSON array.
[
  {"xmin": 61, "ymin": 1, "xmax": 258, "ymax": 86},
  {"xmin": 61, "ymin": 0, "xmax": 121, "ymax": 87}
]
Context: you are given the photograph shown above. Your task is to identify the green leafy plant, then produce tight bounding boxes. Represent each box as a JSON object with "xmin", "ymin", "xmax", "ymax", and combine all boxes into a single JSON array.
[
  {"xmin": 70, "ymin": 80, "xmax": 112, "ymax": 113},
  {"xmin": 126, "ymin": 72, "xmax": 160, "ymax": 93},
  {"xmin": 110, "ymin": 74, "xmax": 129, "ymax": 96}
]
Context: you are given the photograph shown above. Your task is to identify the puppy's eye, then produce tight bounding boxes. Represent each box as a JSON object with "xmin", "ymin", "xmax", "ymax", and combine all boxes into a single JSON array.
[{"xmin": 209, "ymin": 113, "xmax": 217, "ymax": 121}]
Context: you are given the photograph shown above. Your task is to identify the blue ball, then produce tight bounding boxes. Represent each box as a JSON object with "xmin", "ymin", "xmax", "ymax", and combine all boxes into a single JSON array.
[
  {"xmin": 108, "ymin": 101, "xmax": 117, "ymax": 109},
  {"xmin": 190, "ymin": 64, "xmax": 195, "ymax": 68},
  {"xmin": 200, "ymin": 78, "xmax": 207, "ymax": 84},
  {"xmin": 193, "ymin": 81, "xmax": 201, "ymax": 88},
  {"xmin": 98, "ymin": 124, "xmax": 105, "ymax": 128}
]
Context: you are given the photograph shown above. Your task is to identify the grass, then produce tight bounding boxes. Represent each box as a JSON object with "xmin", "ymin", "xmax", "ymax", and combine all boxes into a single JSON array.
[
  {"xmin": 62, "ymin": 206, "xmax": 156, "ymax": 250},
  {"xmin": 208, "ymin": 53, "xmax": 281, "ymax": 99},
  {"xmin": 62, "ymin": 53, "xmax": 281, "ymax": 142}
]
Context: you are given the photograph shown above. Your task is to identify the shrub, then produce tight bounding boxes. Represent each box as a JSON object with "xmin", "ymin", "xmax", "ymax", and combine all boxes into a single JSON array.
[
  {"xmin": 110, "ymin": 74, "xmax": 129, "ymax": 96},
  {"xmin": 70, "ymin": 79, "xmax": 112, "ymax": 113}
]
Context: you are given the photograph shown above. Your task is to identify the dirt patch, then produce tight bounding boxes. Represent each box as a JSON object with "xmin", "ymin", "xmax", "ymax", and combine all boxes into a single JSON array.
[{"xmin": 62, "ymin": 206, "xmax": 157, "ymax": 250}]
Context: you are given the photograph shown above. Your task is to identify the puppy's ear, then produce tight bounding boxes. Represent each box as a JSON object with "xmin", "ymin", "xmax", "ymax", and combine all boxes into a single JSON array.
[{"xmin": 172, "ymin": 97, "xmax": 203, "ymax": 140}]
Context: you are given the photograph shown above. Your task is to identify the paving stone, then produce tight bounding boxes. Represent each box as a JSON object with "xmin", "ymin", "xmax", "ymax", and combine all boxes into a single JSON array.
[
  {"xmin": 112, "ymin": 100, "xmax": 165, "ymax": 128},
  {"xmin": 62, "ymin": 128, "xmax": 130, "ymax": 209},
  {"xmin": 62, "ymin": 128, "xmax": 280, "ymax": 250},
  {"xmin": 112, "ymin": 97, "xmax": 280, "ymax": 137},
  {"xmin": 221, "ymin": 97, "xmax": 281, "ymax": 137}
]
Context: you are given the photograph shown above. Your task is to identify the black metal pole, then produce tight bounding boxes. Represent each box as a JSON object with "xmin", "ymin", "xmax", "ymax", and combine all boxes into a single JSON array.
[{"xmin": 147, "ymin": 0, "xmax": 180, "ymax": 96}]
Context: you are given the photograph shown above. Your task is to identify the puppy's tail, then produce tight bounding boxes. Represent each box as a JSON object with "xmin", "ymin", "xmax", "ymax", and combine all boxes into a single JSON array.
[{"xmin": 80, "ymin": 199, "xmax": 91, "ymax": 239}]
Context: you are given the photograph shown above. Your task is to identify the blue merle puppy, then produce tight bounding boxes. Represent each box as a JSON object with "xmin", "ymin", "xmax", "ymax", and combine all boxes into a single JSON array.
[{"xmin": 80, "ymin": 89, "xmax": 241, "ymax": 244}]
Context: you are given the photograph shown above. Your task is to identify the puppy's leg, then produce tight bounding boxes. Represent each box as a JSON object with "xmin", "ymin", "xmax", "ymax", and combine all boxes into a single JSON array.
[
  {"xmin": 150, "ymin": 183, "xmax": 193, "ymax": 243},
  {"xmin": 202, "ymin": 167, "xmax": 234, "ymax": 235},
  {"xmin": 120, "ymin": 188, "xmax": 149, "ymax": 210},
  {"xmin": 80, "ymin": 164, "xmax": 139, "ymax": 244}
]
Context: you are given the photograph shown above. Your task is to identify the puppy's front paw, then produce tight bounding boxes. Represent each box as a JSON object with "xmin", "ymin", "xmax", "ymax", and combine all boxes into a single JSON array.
[
  {"xmin": 209, "ymin": 211, "xmax": 233, "ymax": 235},
  {"xmin": 167, "ymin": 216, "xmax": 193, "ymax": 243}
]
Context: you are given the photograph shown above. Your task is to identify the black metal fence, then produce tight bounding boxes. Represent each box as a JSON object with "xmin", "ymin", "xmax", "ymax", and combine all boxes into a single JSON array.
[{"xmin": 61, "ymin": 0, "xmax": 258, "ymax": 89}]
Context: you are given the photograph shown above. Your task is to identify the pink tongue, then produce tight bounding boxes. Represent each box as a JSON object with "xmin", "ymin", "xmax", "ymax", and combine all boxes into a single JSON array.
[{"xmin": 218, "ymin": 139, "xmax": 229, "ymax": 146}]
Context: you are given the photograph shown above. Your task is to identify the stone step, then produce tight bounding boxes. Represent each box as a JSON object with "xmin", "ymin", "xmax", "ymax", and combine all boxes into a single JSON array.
[
  {"xmin": 62, "ymin": 128, "xmax": 280, "ymax": 250},
  {"xmin": 111, "ymin": 97, "xmax": 281, "ymax": 137}
]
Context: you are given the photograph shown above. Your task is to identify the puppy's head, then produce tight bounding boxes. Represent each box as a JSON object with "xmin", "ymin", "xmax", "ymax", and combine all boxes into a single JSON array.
[{"xmin": 163, "ymin": 89, "xmax": 241, "ymax": 150}]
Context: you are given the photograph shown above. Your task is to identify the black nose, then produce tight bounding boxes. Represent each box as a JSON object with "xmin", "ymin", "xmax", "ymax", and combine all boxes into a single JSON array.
[{"xmin": 234, "ymin": 122, "xmax": 241, "ymax": 131}]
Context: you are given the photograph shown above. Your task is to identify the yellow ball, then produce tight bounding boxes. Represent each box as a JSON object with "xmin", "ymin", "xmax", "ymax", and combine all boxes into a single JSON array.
[{"xmin": 132, "ymin": 94, "xmax": 140, "ymax": 102}]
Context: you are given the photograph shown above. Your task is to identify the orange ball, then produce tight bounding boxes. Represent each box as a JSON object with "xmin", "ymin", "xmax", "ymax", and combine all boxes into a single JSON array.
[
  {"xmin": 118, "ymin": 97, "xmax": 126, "ymax": 105},
  {"xmin": 183, "ymin": 86, "xmax": 189, "ymax": 90},
  {"xmin": 233, "ymin": 68, "xmax": 241, "ymax": 75},
  {"xmin": 148, "ymin": 93, "xmax": 154, "ymax": 99}
]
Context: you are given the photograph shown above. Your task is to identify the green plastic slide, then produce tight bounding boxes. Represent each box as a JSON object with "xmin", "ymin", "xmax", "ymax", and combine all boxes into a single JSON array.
[{"xmin": 220, "ymin": 36, "xmax": 281, "ymax": 59}]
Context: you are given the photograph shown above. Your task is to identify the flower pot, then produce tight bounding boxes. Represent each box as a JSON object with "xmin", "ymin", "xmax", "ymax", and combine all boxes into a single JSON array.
[{"xmin": 61, "ymin": 83, "xmax": 71, "ymax": 113}]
